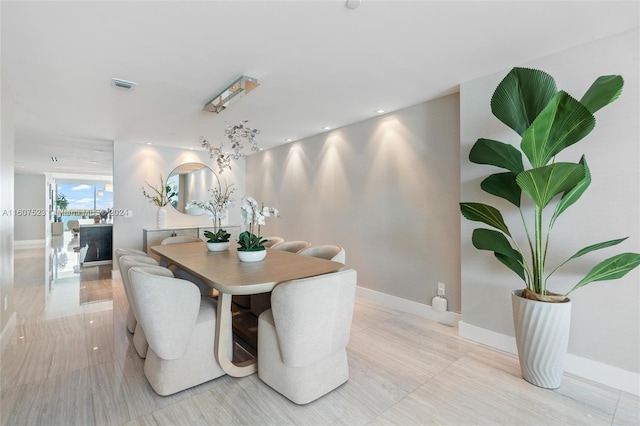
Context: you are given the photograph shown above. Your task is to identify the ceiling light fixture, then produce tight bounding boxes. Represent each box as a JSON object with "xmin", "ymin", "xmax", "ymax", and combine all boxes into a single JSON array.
[
  {"xmin": 376, "ymin": 109, "xmax": 385, "ymax": 114},
  {"xmin": 285, "ymin": 138, "xmax": 294, "ymax": 142},
  {"xmin": 321, "ymin": 126, "xmax": 331, "ymax": 131},
  {"xmin": 200, "ymin": 120, "xmax": 262, "ymax": 173},
  {"xmin": 203, "ymin": 75, "xmax": 259, "ymax": 114}
]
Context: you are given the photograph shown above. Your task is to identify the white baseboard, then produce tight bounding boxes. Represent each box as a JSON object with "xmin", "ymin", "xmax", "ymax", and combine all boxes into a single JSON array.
[
  {"xmin": 355, "ymin": 286, "xmax": 461, "ymax": 327},
  {"xmin": 13, "ymin": 239, "xmax": 45, "ymax": 248},
  {"xmin": 0, "ymin": 312, "xmax": 16, "ymax": 359},
  {"xmin": 459, "ymin": 321, "xmax": 640, "ymax": 396}
]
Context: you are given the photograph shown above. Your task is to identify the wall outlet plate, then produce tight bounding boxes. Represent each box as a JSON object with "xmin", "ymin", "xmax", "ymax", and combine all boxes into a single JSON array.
[{"xmin": 437, "ymin": 282, "xmax": 446, "ymax": 296}]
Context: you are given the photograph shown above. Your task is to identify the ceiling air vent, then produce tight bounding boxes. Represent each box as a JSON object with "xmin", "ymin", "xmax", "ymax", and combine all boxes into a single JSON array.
[{"xmin": 111, "ymin": 78, "xmax": 137, "ymax": 90}]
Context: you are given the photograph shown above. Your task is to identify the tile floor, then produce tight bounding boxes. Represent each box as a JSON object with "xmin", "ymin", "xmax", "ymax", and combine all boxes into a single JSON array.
[{"xmin": 1, "ymin": 233, "xmax": 638, "ymax": 425}]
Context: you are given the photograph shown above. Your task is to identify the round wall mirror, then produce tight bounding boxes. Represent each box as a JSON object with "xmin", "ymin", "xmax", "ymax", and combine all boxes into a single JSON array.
[{"xmin": 166, "ymin": 162, "xmax": 221, "ymax": 215}]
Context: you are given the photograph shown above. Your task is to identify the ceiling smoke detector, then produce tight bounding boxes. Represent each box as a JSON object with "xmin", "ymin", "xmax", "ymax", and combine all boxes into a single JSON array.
[{"xmin": 111, "ymin": 78, "xmax": 137, "ymax": 90}]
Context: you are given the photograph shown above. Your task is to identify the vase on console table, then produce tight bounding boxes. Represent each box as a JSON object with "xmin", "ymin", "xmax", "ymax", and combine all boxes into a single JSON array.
[{"xmin": 157, "ymin": 206, "xmax": 167, "ymax": 229}]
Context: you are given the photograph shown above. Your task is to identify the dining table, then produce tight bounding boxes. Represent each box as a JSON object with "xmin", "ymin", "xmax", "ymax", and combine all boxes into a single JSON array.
[{"xmin": 150, "ymin": 241, "xmax": 344, "ymax": 377}]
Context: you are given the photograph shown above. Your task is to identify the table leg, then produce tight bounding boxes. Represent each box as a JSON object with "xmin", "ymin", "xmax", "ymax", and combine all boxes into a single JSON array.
[{"xmin": 214, "ymin": 292, "xmax": 258, "ymax": 377}]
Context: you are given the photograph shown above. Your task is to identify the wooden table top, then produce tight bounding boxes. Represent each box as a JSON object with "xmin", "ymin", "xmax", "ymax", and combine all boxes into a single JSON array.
[{"xmin": 150, "ymin": 242, "xmax": 343, "ymax": 295}]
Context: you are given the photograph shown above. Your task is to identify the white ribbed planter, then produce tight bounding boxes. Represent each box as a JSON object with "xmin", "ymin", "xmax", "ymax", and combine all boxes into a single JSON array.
[
  {"xmin": 157, "ymin": 206, "xmax": 167, "ymax": 229},
  {"xmin": 511, "ymin": 290, "xmax": 572, "ymax": 389}
]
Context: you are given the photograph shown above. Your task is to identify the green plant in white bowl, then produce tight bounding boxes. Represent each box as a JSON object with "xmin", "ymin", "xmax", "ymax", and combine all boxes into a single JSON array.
[{"xmin": 238, "ymin": 196, "xmax": 279, "ymax": 252}]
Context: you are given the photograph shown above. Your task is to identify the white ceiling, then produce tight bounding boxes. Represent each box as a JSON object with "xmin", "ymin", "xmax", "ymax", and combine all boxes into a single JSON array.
[{"xmin": 2, "ymin": 1, "xmax": 638, "ymax": 177}]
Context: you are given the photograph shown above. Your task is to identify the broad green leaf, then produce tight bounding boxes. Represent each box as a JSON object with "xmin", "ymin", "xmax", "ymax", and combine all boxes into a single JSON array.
[
  {"xmin": 460, "ymin": 203, "xmax": 511, "ymax": 236},
  {"xmin": 495, "ymin": 253, "xmax": 526, "ymax": 282},
  {"xmin": 480, "ymin": 172, "xmax": 521, "ymax": 207},
  {"xmin": 472, "ymin": 228, "xmax": 521, "ymax": 260},
  {"xmin": 568, "ymin": 253, "xmax": 640, "ymax": 294},
  {"xmin": 550, "ymin": 156, "xmax": 591, "ymax": 228},
  {"xmin": 565, "ymin": 238, "xmax": 629, "ymax": 263},
  {"xmin": 490, "ymin": 67, "xmax": 557, "ymax": 136},
  {"xmin": 521, "ymin": 91, "xmax": 595, "ymax": 168},
  {"xmin": 580, "ymin": 75, "xmax": 624, "ymax": 114},
  {"xmin": 469, "ymin": 139, "xmax": 524, "ymax": 173},
  {"xmin": 516, "ymin": 163, "xmax": 585, "ymax": 209}
]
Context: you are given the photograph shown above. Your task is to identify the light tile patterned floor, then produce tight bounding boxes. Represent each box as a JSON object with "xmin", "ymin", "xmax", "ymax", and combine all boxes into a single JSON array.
[{"xmin": 1, "ymin": 244, "xmax": 638, "ymax": 425}]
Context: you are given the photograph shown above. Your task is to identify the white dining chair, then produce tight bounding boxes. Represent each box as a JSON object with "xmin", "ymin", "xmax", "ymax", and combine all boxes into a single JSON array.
[
  {"xmin": 257, "ymin": 268, "xmax": 357, "ymax": 404},
  {"xmin": 270, "ymin": 240, "xmax": 311, "ymax": 253},
  {"xmin": 160, "ymin": 236, "xmax": 213, "ymax": 296},
  {"xmin": 298, "ymin": 245, "xmax": 346, "ymax": 264},
  {"xmin": 119, "ymin": 255, "xmax": 174, "ymax": 358},
  {"xmin": 128, "ymin": 266, "xmax": 231, "ymax": 396},
  {"xmin": 251, "ymin": 240, "xmax": 311, "ymax": 316},
  {"xmin": 115, "ymin": 250, "xmax": 155, "ymax": 334},
  {"xmin": 262, "ymin": 236, "xmax": 284, "ymax": 248}
]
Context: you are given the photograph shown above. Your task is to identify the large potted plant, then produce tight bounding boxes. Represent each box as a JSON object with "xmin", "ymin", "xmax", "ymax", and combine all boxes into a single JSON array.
[{"xmin": 460, "ymin": 67, "xmax": 640, "ymax": 389}]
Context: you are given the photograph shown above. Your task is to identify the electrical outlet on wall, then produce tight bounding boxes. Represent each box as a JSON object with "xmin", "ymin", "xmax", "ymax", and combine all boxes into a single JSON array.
[{"xmin": 437, "ymin": 282, "xmax": 446, "ymax": 297}]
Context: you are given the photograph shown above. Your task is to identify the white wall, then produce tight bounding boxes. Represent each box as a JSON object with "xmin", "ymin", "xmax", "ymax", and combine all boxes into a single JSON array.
[
  {"xmin": 0, "ymin": 75, "xmax": 16, "ymax": 352},
  {"xmin": 460, "ymin": 29, "xmax": 639, "ymax": 376},
  {"xmin": 112, "ymin": 141, "xmax": 245, "ymax": 265},
  {"xmin": 247, "ymin": 95, "xmax": 461, "ymax": 312},
  {"xmin": 13, "ymin": 174, "xmax": 46, "ymax": 242}
]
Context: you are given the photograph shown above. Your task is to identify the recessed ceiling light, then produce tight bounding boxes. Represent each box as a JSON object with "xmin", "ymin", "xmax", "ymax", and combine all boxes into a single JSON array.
[
  {"xmin": 189, "ymin": 147, "xmax": 194, "ymax": 150},
  {"xmin": 376, "ymin": 109, "xmax": 385, "ymax": 114},
  {"xmin": 146, "ymin": 142, "xmax": 152, "ymax": 145},
  {"xmin": 285, "ymin": 138, "xmax": 293, "ymax": 142},
  {"xmin": 321, "ymin": 126, "xmax": 331, "ymax": 131},
  {"xmin": 111, "ymin": 78, "xmax": 137, "ymax": 90},
  {"xmin": 89, "ymin": 161, "xmax": 98, "ymax": 164}
]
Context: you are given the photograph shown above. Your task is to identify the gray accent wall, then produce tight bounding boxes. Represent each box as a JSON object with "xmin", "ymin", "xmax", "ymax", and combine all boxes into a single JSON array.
[
  {"xmin": 246, "ymin": 95, "xmax": 462, "ymax": 312},
  {"xmin": 460, "ymin": 29, "xmax": 639, "ymax": 373}
]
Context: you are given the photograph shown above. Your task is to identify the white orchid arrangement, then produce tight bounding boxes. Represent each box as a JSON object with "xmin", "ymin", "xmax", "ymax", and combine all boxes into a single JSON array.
[
  {"xmin": 238, "ymin": 196, "xmax": 279, "ymax": 251},
  {"xmin": 186, "ymin": 182, "xmax": 236, "ymax": 229}
]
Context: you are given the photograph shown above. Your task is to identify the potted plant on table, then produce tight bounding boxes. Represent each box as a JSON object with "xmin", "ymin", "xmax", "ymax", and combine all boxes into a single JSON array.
[
  {"xmin": 460, "ymin": 67, "xmax": 640, "ymax": 389},
  {"xmin": 203, "ymin": 228, "xmax": 231, "ymax": 252},
  {"xmin": 237, "ymin": 196, "xmax": 279, "ymax": 262},
  {"xmin": 186, "ymin": 182, "xmax": 236, "ymax": 251}
]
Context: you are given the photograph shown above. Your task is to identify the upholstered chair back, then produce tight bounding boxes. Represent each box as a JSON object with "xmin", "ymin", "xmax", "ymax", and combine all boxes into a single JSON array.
[
  {"xmin": 115, "ymin": 247, "xmax": 149, "ymax": 264},
  {"xmin": 262, "ymin": 236, "xmax": 284, "ymax": 248},
  {"xmin": 128, "ymin": 267, "xmax": 201, "ymax": 360},
  {"xmin": 161, "ymin": 236, "xmax": 202, "ymax": 245},
  {"xmin": 271, "ymin": 240, "xmax": 311, "ymax": 253},
  {"xmin": 118, "ymin": 255, "xmax": 160, "ymax": 318},
  {"xmin": 271, "ymin": 269, "xmax": 357, "ymax": 367},
  {"xmin": 298, "ymin": 245, "xmax": 346, "ymax": 264}
]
